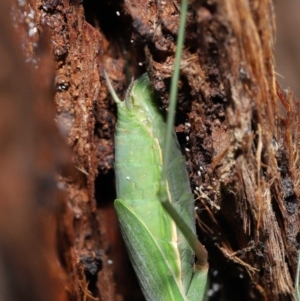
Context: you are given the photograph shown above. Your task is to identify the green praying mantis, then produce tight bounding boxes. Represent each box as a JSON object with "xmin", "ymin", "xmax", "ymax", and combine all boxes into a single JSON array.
[
  {"xmin": 104, "ymin": 0, "xmax": 300, "ymax": 300},
  {"xmin": 105, "ymin": 0, "xmax": 208, "ymax": 299},
  {"xmin": 106, "ymin": 72, "xmax": 208, "ymax": 301}
]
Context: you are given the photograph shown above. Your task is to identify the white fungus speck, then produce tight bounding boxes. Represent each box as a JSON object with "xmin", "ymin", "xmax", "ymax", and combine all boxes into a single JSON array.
[
  {"xmin": 212, "ymin": 283, "xmax": 220, "ymax": 291},
  {"xmin": 28, "ymin": 27, "xmax": 37, "ymax": 37},
  {"xmin": 28, "ymin": 9, "xmax": 35, "ymax": 19},
  {"xmin": 18, "ymin": 0, "xmax": 26, "ymax": 6},
  {"xmin": 207, "ymin": 290, "xmax": 214, "ymax": 297},
  {"xmin": 57, "ymin": 182, "xmax": 66, "ymax": 190},
  {"xmin": 212, "ymin": 269, "xmax": 219, "ymax": 276}
]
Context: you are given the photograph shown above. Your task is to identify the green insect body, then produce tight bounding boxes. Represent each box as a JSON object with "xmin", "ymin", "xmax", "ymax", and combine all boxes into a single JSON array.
[{"xmin": 112, "ymin": 73, "xmax": 208, "ymax": 301}]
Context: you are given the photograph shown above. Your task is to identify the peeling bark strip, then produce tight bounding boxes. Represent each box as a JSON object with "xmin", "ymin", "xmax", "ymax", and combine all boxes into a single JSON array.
[{"xmin": 22, "ymin": 1, "xmax": 118, "ymax": 301}]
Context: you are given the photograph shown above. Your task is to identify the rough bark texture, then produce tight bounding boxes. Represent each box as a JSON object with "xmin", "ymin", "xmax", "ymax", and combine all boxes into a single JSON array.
[{"xmin": 1, "ymin": 0, "xmax": 299, "ymax": 301}]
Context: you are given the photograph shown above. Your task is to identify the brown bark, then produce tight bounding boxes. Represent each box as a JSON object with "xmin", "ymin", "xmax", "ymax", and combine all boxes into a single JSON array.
[{"xmin": 1, "ymin": 0, "xmax": 299, "ymax": 301}]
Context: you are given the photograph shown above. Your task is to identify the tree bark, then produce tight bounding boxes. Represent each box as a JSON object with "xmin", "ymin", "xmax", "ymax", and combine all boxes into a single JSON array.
[{"xmin": 2, "ymin": 0, "xmax": 299, "ymax": 301}]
